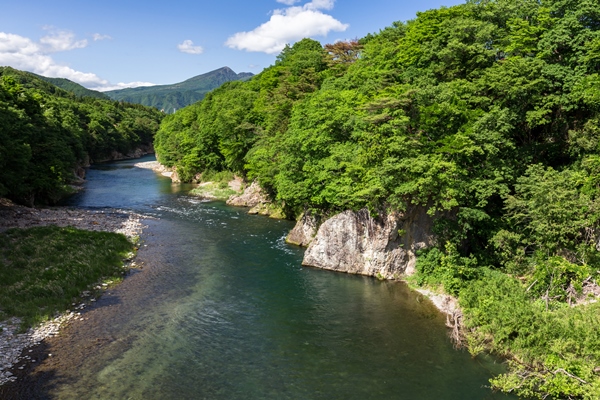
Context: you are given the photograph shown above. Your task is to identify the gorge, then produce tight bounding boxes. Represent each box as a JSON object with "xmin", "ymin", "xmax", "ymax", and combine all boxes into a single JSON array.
[{"xmin": 0, "ymin": 156, "xmax": 510, "ymax": 399}]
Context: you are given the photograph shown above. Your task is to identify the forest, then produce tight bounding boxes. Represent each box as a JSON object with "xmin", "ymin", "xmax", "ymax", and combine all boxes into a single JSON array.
[
  {"xmin": 154, "ymin": 0, "xmax": 600, "ymax": 398},
  {"xmin": 0, "ymin": 67, "xmax": 163, "ymax": 205}
]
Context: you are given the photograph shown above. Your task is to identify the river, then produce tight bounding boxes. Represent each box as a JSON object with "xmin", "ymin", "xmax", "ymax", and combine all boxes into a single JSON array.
[{"xmin": 4, "ymin": 155, "xmax": 513, "ymax": 399}]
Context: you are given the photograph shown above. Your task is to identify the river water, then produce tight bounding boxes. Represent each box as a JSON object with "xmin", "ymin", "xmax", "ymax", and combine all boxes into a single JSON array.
[{"xmin": 6, "ymin": 155, "xmax": 513, "ymax": 399}]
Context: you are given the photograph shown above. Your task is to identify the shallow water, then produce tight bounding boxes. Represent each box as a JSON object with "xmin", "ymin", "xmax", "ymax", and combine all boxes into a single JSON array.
[{"xmin": 8, "ymin": 155, "xmax": 513, "ymax": 399}]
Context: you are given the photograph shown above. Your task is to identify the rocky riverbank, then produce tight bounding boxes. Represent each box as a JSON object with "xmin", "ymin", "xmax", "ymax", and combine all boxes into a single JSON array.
[
  {"xmin": 0, "ymin": 198, "xmax": 147, "ymax": 386},
  {"xmin": 134, "ymin": 160, "xmax": 178, "ymax": 180}
]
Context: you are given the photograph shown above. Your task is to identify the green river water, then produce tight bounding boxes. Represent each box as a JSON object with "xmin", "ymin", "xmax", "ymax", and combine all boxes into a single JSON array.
[{"xmin": 5, "ymin": 155, "xmax": 514, "ymax": 399}]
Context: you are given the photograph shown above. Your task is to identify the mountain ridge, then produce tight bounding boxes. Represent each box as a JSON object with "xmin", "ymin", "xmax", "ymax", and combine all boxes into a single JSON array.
[{"xmin": 105, "ymin": 67, "xmax": 253, "ymax": 113}]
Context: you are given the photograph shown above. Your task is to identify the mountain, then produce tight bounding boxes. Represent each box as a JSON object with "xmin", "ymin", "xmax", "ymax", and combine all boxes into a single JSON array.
[
  {"xmin": 34, "ymin": 75, "xmax": 110, "ymax": 99},
  {"xmin": 0, "ymin": 67, "xmax": 109, "ymax": 99},
  {"xmin": 105, "ymin": 67, "xmax": 254, "ymax": 113}
]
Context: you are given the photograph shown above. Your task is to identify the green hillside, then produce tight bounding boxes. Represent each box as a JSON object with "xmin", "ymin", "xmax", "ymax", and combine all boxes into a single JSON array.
[
  {"xmin": 0, "ymin": 66, "xmax": 163, "ymax": 205},
  {"xmin": 105, "ymin": 67, "xmax": 253, "ymax": 112},
  {"xmin": 34, "ymin": 75, "xmax": 110, "ymax": 99},
  {"xmin": 0, "ymin": 68, "xmax": 109, "ymax": 100},
  {"xmin": 154, "ymin": 1, "xmax": 600, "ymax": 398}
]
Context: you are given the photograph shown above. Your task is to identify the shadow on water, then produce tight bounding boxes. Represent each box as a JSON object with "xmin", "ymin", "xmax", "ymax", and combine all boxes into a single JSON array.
[{"xmin": 3, "ymin": 156, "xmax": 516, "ymax": 399}]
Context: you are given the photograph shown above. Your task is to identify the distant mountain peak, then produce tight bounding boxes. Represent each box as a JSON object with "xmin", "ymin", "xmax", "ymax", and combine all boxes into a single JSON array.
[{"xmin": 105, "ymin": 67, "xmax": 254, "ymax": 113}]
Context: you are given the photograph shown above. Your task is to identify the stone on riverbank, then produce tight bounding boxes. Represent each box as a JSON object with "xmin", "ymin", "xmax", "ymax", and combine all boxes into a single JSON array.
[
  {"xmin": 227, "ymin": 181, "xmax": 285, "ymax": 218},
  {"xmin": 0, "ymin": 199, "xmax": 147, "ymax": 386}
]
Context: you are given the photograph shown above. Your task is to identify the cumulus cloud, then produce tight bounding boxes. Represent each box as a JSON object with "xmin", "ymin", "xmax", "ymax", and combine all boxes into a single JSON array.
[
  {"xmin": 177, "ymin": 39, "xmax": 204, "ymax": 55},
  {"xmin": 304, "ymin": 0, "xmax": 335, "ymax": 10},
  {"xmin": 225, "ymin": 0, "xmax": 348, "ymax": 54},
  {"xmin": 95, "ymin": 81, "xmax": 156, "ymax": 92},
  {"xmin": 92, "ymin": 33, "xmax": 112, "ymax": 41},
  {"xmin": 0, "ymin": 31, "xmax": 154, "ymax": 91},
  {"xmin": 276, "ymin": 0, "xmax": 301, "ymax": 5},
  {"xmin": 40, "ymin": 27, "xmax": 88, "ymax": 52}
]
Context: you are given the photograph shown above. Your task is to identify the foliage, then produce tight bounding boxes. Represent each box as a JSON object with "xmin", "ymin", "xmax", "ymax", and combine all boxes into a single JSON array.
[
  {"xmin": 154, "ymin": 2, "xmax": 600, "ymax": 397},
  {"xmin": 0, "ymin": 67, "xmax": 163, "ymax": 205},
  {"xmin": 415, "ymin": 244, "xmax": 480, "ymax": 296},
  {"xmin": 460, "ymin": 270, "xmax": 600, "ymax": 399},
  {"xmin": 0, "ymin": 226, "xmax": 134, "ymax": 329}
]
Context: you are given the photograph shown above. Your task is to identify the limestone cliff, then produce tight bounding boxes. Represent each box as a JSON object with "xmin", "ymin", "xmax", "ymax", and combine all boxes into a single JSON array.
[
  {"xmin": 300, "ymin": 207, "xmax": 438, "ymax": 279},
  {"xmin": 286, "ymin": 211, "xmax": 320, "ymax": 246}
]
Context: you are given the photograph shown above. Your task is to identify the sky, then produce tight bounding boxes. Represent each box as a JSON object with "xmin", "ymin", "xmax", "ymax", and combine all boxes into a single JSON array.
[{"xmin": 0, "ymin": 0, "xmax": 464, "ymax": 91}]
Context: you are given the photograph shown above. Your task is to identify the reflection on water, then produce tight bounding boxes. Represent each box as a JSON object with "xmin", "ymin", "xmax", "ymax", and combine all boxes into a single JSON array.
[{"xmin": 48, "ymin": 155, "xmax": 512, "ymax": 399}]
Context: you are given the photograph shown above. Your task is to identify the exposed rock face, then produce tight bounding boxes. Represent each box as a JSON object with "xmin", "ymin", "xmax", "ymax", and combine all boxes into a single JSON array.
[
  {"xmin": 226, "ymin": 181, "xmax": 266, "ymax": 207},
  {"xmin": 226, "ymin": 181, "xmax": 285, "ymax": 218},
  {"xmin": 302, "ymin": 207, "xmax": 437, "ymax": 279},
  {"xmin": 286, "ymin": 212, "xmax": 320, "ymax": 246}
]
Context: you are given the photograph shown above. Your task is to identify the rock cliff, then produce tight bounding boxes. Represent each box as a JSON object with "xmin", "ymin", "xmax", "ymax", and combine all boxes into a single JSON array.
[
  {"xmin": 286, "ymin": 211, "xmax": 320, "ymax": 246},
  {"xmin": 300, "ymin": 207, "xmax": 438, "ymax": 279},
  {"xmin": 226, "ymin": 181, "xmax": 285, "ymax": 218},
  {"xmin": 226, "ymin": 181, "xmax": 266, "ymax": 208}
]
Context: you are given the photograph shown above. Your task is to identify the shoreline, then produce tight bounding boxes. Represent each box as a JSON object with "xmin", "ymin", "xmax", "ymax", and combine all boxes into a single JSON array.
[
  {"xmin": 0, "ymin": 179, "xmax": 465, "ymax": 388},
  {"xmin": 0, "ymin": 198, "xmax": 148, "ymax": 386}
]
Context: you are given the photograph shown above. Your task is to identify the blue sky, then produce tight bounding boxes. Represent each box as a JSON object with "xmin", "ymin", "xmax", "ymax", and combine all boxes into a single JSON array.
[{"xmin": 0, "ymin": 0, "xmax": 464, "ymax": 91}]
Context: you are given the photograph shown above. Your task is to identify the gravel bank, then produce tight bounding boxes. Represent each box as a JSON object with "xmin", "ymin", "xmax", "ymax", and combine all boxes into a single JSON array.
[{"xmin": 0, "ymin": 198, "xmax": 148, "ymax": 386}]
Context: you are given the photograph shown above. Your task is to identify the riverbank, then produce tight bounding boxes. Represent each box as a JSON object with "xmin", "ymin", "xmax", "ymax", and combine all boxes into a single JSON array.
[
  {"xmin": 0, "ymin": 198, "xmax": 145, "ymax": 236},
  {"xmin": 0, "ymin": 198, "xmax": 147, "ymax": 386},
  {"xmin": 133, "ymin": 160, "xmax": 174, "ymax": 180}
]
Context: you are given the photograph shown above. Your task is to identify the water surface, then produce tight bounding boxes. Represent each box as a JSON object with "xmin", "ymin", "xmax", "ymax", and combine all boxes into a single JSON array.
[{"xmin": 9, "ymin": 155, "xmax": 512, "ymax": 399}]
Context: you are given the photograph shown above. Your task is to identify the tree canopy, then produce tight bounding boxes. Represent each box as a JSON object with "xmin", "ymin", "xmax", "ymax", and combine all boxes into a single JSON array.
[
  {"xmin": 155, "ymin": 1, "xmax": 600, "ymax": 397},
  {"xmin": 0, "ymin": 67, "xmax": 163, "ymax": 205}
]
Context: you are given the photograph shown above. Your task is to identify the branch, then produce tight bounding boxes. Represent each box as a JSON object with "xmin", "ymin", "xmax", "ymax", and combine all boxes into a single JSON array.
[{"xmin": 553, "ymin": 368, "xmax": 588, "ymax": 385}]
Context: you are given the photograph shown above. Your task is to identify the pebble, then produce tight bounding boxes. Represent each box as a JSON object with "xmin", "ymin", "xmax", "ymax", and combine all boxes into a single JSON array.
[
  {"xmin": 0, "ymin": 200, "xmax": 152, "ymax": 386},
  {"xmin": 0, "ymin": 314, "xmax": 74, "ymax": 385}
]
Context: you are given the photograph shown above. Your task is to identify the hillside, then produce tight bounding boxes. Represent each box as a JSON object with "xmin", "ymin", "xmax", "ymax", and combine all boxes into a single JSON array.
[
  {"xmin": 154, "ymin": 1, "xmax": 600, "ymax": 398},
  {"xmin": 34, "ymin": 74, "xmax": 110, "ymax": 99},
  {"xmin": 0, "ymin": 66, "xmax": 163, "ymax": 205},
  {"xmin": 105, "ymin": 67, "xmax": 253, "ymax": 112},
  {"xmin": 0, "ymin": 67, "xmax": 110, "ymax": 100}
]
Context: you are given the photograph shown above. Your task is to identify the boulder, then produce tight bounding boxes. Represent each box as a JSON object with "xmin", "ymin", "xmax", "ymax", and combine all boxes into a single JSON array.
[
  {"xmin": 302, "ymin": 207, "xmax": 438, "ymax": 279},
  {"xmin": 226, "ymin": 181, "xmax": 267, "ymax": 208}
]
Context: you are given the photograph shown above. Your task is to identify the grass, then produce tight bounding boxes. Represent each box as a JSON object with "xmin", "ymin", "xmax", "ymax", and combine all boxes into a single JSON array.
[{"xmin": 0, "ymin": 226, "xmax": 134, "ymax": 330}]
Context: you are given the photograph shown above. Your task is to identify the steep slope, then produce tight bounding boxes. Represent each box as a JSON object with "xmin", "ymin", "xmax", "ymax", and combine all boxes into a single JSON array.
[
  {"xmin": 0, "ymin": 67, "xmax": 109, "ymax": 100},
  {"xmin": 0, "ymin": 66, "xmax": 163, "ymax": 205},
  {"xmin": 34, "ymin": 75, "xmax": 110, "ymax": 99},
  {"xmin": 105, "ymin": 67, "xmax": 253, "ymax": 112}
]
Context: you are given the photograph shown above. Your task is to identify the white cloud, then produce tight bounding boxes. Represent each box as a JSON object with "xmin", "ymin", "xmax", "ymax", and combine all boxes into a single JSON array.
[
  {"xmin": 177, "ymin": 39, "xmax": 203, "ymax": 55},
  {"xmin": 95, "ymin": 81, "xmax": 156, "ymax": 92},
  {"xmin": 304, "ymin": 0, "xmax": 335, "ymax": 10},
  {"xmin": 0, "ymin": 31, "xmax": 154, "ymax": 91},
  {"xmin": 92, "ymin": 33, "xmax": 112, "ymax": 41},
  {"xmin": 40, "ymin": 28, "xmax": 88, "ymax": 52},
  {"xmin": 226, "ymin": 0, "xmax": 348, "ymax": 54},
  {"xmin": 276, "ymin": 0, "xmax": 301, "ymax": 5}
]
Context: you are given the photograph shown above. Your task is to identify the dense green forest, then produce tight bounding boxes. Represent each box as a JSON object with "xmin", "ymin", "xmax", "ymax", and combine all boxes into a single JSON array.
[
  {"xmin": 155, "ymin": 0, "xmax": 600, "ymax": 398},
  {"xmin": 0, "ymin": 67, "xmax": 163, "ymax": 205},
  {"xmin": 105, "ymin": 67, "xmax": 253, "ymax": 113}
]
